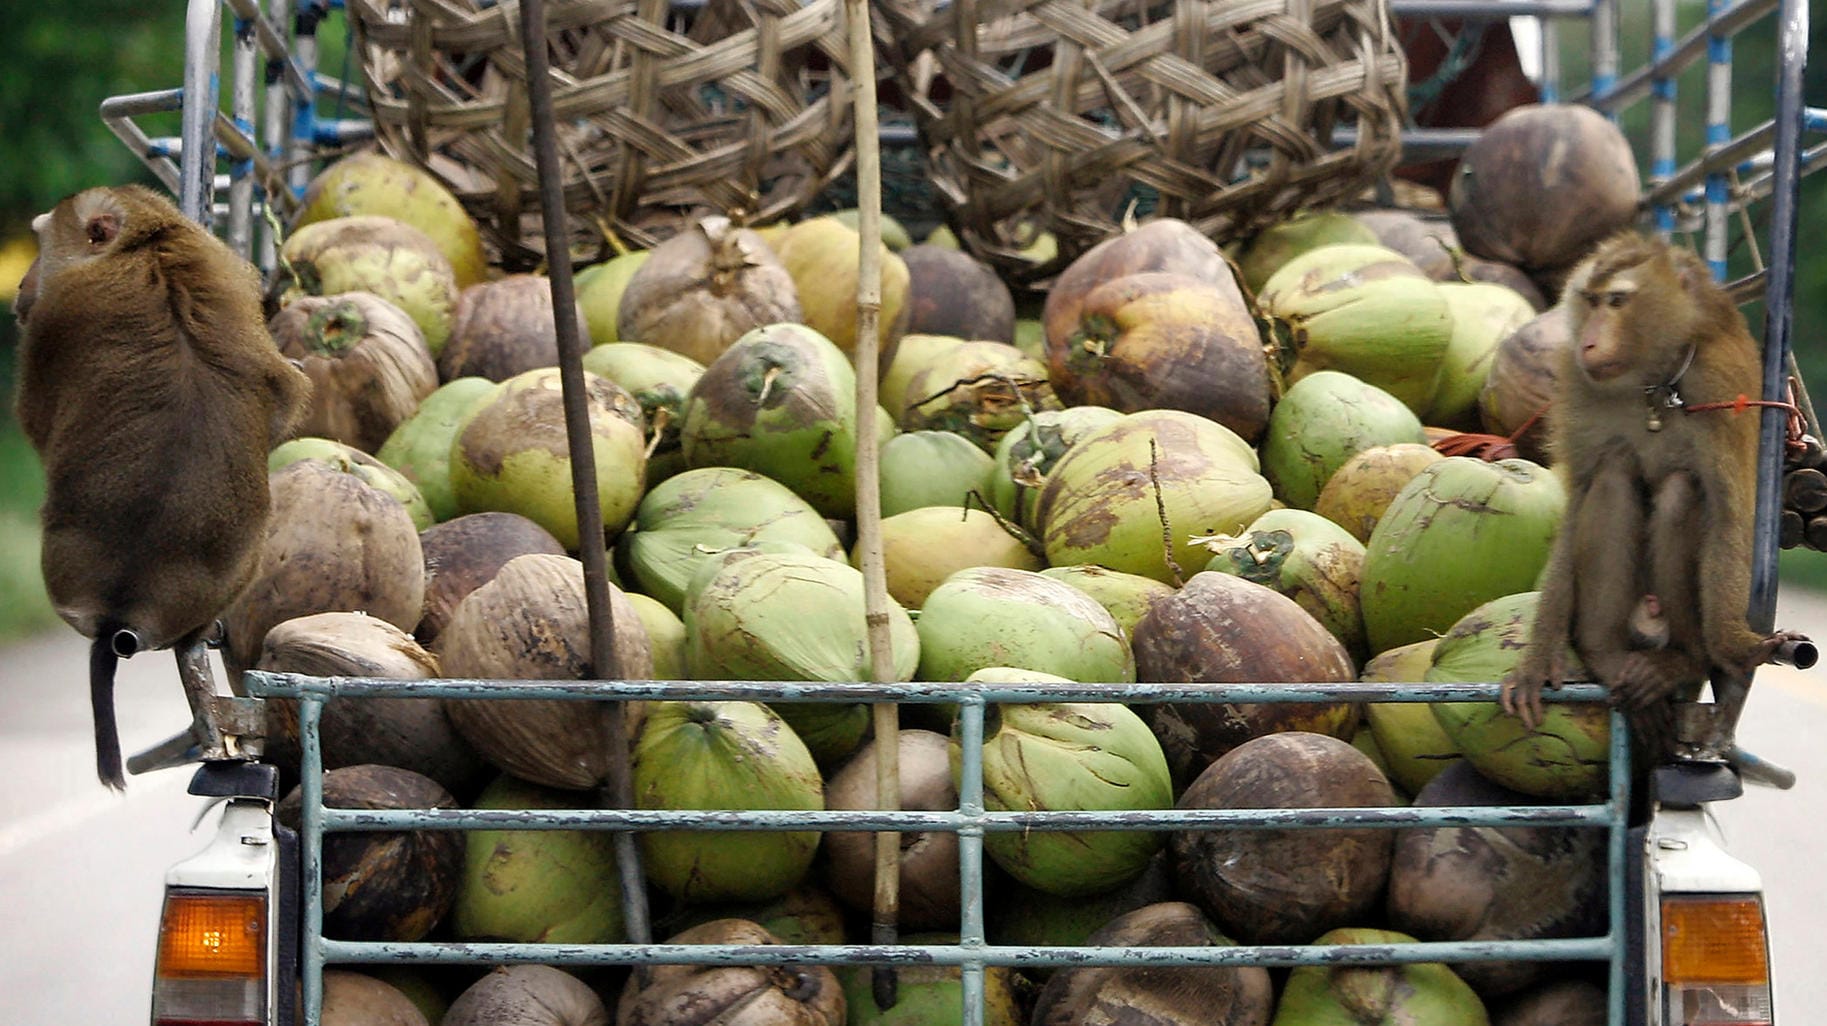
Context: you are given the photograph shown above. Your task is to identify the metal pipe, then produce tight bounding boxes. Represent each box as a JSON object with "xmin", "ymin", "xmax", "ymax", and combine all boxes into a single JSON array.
[
  {"xmin": 516, "ymin": 0, "xmax": 651, "ymax": 948},
  {"xmin": 1605, "ymin": 709, "xmax": 1631, "ymax": 1026},
  {"xmin": 1705, "ymin": 0, "xmax": 1734, "ymax": 278},
  {"xmin": 229, "ymin": 15, "xmax": 259, "ymax": 258},
  {"xmin": 956, "ymin": 698, "xmax": 986, "ymax": 1026},
  {"xmin": 1584, "ymin": 0, "xmax": 1775, "ymax": 111},
  {"xmin": 300, "ymin": 697, "xmax": 327, "ymax": 1025},
  {"xmin": 181, "ymin": 0, "xmax": 223, "ymax": 224},
  {"xmin": 1651, "ymin": 0, "xmax": 1677, "ymax": 234}
]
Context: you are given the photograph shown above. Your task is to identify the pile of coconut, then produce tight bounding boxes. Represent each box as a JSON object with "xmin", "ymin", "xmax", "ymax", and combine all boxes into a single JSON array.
[{"xmin": 247, "ymin": 102, "xmax": 1632, "ymax": 1026}]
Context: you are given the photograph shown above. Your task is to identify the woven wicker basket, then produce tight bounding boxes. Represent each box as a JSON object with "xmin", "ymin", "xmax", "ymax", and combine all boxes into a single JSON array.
[
  {"xmin": 349, "ymin": 0, "xmax": 856, "ymax": 267},
  {"xmin": 877, "ymin": 0, "xmax": 1409, "ymax": 283}
]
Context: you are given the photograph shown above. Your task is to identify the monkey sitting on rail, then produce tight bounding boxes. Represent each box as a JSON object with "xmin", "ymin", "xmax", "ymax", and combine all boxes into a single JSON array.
[
  {"xmin": 1500, "ymin": 231, "xmax": 1809, "ymax": 750},
  {"xmin": 13, "ymin": 185, "xmax": 310, "ymax": 789}
]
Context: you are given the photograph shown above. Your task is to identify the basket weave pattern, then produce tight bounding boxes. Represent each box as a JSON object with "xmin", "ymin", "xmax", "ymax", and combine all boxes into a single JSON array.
[
  {"xmin": 880, "ymin": 0, "xmax": 1409, "ymax": 281},
  {"xmin": 350, "ymin": 0, "xmax": 856, "ymax": 265}
]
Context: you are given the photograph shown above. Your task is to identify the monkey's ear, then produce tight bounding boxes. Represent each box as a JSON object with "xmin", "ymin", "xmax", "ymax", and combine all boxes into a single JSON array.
[{"xmin": 85, "ymin": 213, "xmax": 121, "ymax": 248}]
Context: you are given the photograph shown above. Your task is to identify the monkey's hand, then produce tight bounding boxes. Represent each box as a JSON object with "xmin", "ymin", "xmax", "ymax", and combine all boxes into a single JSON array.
[
  {"xmin": 1740, "ymin": 630, "xmax": 1814, "ymax": 674},
  {"xmin": 1501, "ymin": 649, "xmax": 1568, "ymax": 731},
  {"xmin": 1610, "ymin": 650, "xmax": 1703, "ymax": 711}
]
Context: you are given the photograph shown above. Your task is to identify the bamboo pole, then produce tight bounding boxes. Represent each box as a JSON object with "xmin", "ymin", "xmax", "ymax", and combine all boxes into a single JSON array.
[
  {"xmin": 518, "ymin": 0, "xmax": 651, "ymax": 945},
  {"xmin": 843, "ymin": 0, "xmax": 902, "ymax": 1008}
]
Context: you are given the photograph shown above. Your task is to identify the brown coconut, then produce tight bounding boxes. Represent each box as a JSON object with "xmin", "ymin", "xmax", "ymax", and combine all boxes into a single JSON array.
[
  {"xmin": 1047, "ymin": 271, "xmax": 1272, "ymax": 443},
  {"xmin": 1132, "ymin": 572, "xmax": 1358, "ymax": 783},
  {"xmin": 417, "ymin": 512, "xmax": 568, "ymax": 647},
  {"xmin": 617, "ymin": 920, "xmax": 844, "ymax": 1026},
  {"xmin": 1030, "ymin": 902, "xmax": 1275, "ymax": 1026},
  {"xmin": 1314, "ymin": 443, "xmax": 1447, "ymax": 543},
  {"xmin": 438, "ymin": 274, "xmax": 580, "ymax": 383},
  {"xmin": 276, "ymin": 765, "xmax": 463, "ymax": 942},
  {"xmin": 1452, "ymin": 255, "xmax": 1550, "ymax": 311},
  {"xmin": 1386, "ymin": 760, "xmax": 1606, "ymax": 998},
  {"xmin": 224, "ymin": 459, "xmax": 426, "ymax": 679},
  {"xmin": 257, "ymin": 611, "xmax": 490, "ymax": 799},
  {"xmin": 271, "ymin": 292, "xmax": 439, "ymax": 453},
  {"xmin": 1352, "ymin": 209, "xmax": 1461, "ymax": 280},
  {"xmin": 823, "ymin": 730, "xmax": 960, "ymax": 930},
  {"xmin": 900, "ymin": 244, "xmax": 1017, "ymax": 343},
  {"xmin": 440, "ymin": 553, "xmax": 653, "ymax": 790},
  {"xmin": 1041, "ymin": 219, "xmax": 1244, "ymax": 350},
  {"xmin": 1449, "ymin": 103, "xmax": 1641, "ymax": 272},
  {"xmin": 1172, "ymin": 732, "xmax": 1399, "ymax": 945},
  {"xmin": 1493, "ymin": 979, "xmax": 1608, "ymax": 1026},
  {"xmin": 321, "ymin": 971, "xmax": 431, "ymax": 1026},
  {"xmin": 1478, "ymin": 306, "xmax": 1572, "ymax": 463},
  {"xmin": 616, "ymin": 216, "xmax": 802, "ymax": 365},
  {"xmin": 445, "ymin": 965, "xmax": 609, "ymax": 1026}
]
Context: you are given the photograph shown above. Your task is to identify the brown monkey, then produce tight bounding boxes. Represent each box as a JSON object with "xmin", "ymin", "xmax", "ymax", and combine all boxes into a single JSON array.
[
  {"xmin": 1501, "ymin": 231, "xmax": 1806, "ymax": 736},
  {"xmin": 14, "ymin": 185, "xmax": 310, "ymax": 788}
]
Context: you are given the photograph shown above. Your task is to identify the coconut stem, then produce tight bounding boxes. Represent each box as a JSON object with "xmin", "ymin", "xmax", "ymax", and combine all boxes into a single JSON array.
[
  {"xmin": 842, "ymin": 0, "xmax": 901, "ymax": 1008},
  {"xmin": 519, "ymin": 0, "xmax": 650, "ymax": 946}
]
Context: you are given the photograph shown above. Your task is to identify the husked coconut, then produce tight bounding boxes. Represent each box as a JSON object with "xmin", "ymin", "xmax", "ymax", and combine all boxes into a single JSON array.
[
  {"xmin": 270, "ymin": 292, "xmax": 438, "ymax": 453},
  {"xmin": 616, "ymin": 216, "xmax": 802, "ymax": 365}
]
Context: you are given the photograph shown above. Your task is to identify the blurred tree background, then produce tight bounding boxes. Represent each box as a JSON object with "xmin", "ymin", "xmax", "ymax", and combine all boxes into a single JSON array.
[{"xmin": 0, "ymin": 2, "xmax": 1824, "ymax": 641}]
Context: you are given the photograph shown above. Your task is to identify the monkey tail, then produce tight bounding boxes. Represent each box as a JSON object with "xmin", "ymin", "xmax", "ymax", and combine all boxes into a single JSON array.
[{"xmin": 90, "ymin": 630, "xmax": 127, "ymax": 791}]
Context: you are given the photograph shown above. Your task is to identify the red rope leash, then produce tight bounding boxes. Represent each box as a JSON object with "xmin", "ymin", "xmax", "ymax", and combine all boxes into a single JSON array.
[{"xmin": 1682, "ymin": 376, "xmax": 1811, "ymax": 458}]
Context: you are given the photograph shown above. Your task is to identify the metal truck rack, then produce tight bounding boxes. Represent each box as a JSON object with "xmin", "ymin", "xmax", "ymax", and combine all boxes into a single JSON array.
[{"xmin": 103, "ymin": 0, "xmax": 1821, "ymax": 1023}]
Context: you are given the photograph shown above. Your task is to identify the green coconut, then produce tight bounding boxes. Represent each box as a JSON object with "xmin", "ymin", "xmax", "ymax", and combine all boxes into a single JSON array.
[
  {"xmin": 448, "ymin": 368, "xmax": 648, "ymax": 549},
  {"xmin": 680, "ymin": 322, "xmax": 895, "ymax": 519},
  {"xmin": 294, "ymin": 153, "xmax": 486, "ymax": 288},
  {"xmin": 451, "ymin": 774, "xmax": 624, "ymax": 944},
  {"xmin": 879, "ymin": 430, "xmax": 997, "ymax": 515},
  {"xmin": 1425, "ymin": 592, "xmax": 1609, "ymax": 800},
  {"xmin": 1038, "ymin": 565, "xmax": 1176, "ymax": 639},
  {"xmin": 684, "ymin": 547, "xmax": 919, "ymax": 766},
  {"xmin": 1203, "ymin": 507, "xmax": 1367, "ymax": 660},
  {"xmin": 837, "ymin": 936, "xmax": 1025, "ymax": 1026},
  {"xmin": 1425, "ymin": 282, "xmax": 1539, "ymax": 430},
  {"xmin": 915, "ymin": 567, "xmax": 1134, "ymax": 684},
  {"xmin": 986, "ymin": 852, "xmax": 1174, "ymax": 961},
  {"xmin": 1258, "ymin": 244, "xmax": 1455, "ymax": 414},
  {"xmin": 618, "ymin": 466, "xmax": 843, "ymax": 615},
  {"xmin": 1036, "ymin": 410, "xmax": 1273, "ymax": 583},
  {"xmin": 899, "ymin": 339, "xmax": 1059, "ymax": 451},
  {"xmin": 633, "ymin": 701, "xmax": 825, "ymax": 903},
  {"xmin": 269, "ymin": 437, "xmax": 435, "ymax": 530},
  {"xmin": 1272, "ymin": 928, "xmax": 1489, "ymax": 1026},
  {"xmin": 581, "ymin": 342, "xmax": 706, "ymax": 483},
  {"xmin": 626, "ymin": 592, "xmax": 686, "ymax": 681},
  {"xmin": 1259, "ymin": 370, "xmax": 1428, "ymax": 511},
  {"xmin": 1238, "ymin": 211, "xmax": 1382, "ymax": 294},
  {"xmin": 954, "ymin": 701, "xmax": 1173, "ymax": 895},
  {"xmin": 576, "ymin": 249, "xmax": 651, "ymax": 344},
  {"xmin": 989, "ymin": 405, "xmax": 1125, "ymax": 529},
  {"xmin": 880, "ymin": 333, "xmax": 966, "ymax": 419},
  {"xmin": 376, "ymin": 377, "xmax": 498, "ymax": 522},
  {"xmin": 1361, "ymin": 457, "xmax": 1565, "ymax": 654},
  {"xmin": 276, "ymin": 216, "xmax": 460, "ymax": 356},
  {"xmin": 1361, "ymin": 638, "xmax": 1462, "ymax": 795},
  {"xmin": 871, "ymin": 506, "xmax": 1045, "ymax": 610}
]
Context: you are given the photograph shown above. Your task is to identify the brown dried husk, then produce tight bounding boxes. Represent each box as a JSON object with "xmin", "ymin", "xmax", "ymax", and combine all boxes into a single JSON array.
[
  {"xmin": 224, "ymin": 460, "xmax": 426, "ymax": 681},
  {"xmin": 440, "ymin": 553, "xmax": 652, "ymax": 790},
  {"xmin": 823, "ymin": 730, "xmax": 960, "ymax": 930},
  {"xmin": 616, "ymin": 919, "xmax": 845, "ymax": 1026},
  {"xmin": 1029, "ymin": 901, "xmax": 1275, "ymax": 1026},
  {"xmin": 271, "ymin": 293, "xmax": 439, "ymax": 453},
  {"xmin": 320, "ymin": 971, "xmax": 430, "ymax": 1026},
  {"xmin": 444, "ymin": 965, "xmax": 609, "ymax": 1026},
  {"xmin": 417, "ymin": 512, "xmax": 568, "ymax": 647},
  {"xmin": 439, "ymin": 275, "xmax": 582, "ymax": 383},
  {"xmin": 616, "ymin": 217, "xmax": 802, "ymax": 366},
  {"xmin": 275, "ymin": 765, "xmax": 463, "ymax": 942},
  {"xmin": 1478, "ymin": 307, "xmax": 1571, "ymax": 463},
  {"xmin": 258, "ymin": 611, "xmax": 490, "ymax": 799}
]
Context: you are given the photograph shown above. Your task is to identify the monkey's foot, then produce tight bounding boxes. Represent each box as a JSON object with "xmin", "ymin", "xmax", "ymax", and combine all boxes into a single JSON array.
[
  {"xmin": 1746, "ymin": 630, "xmax": 1815, "ymax": 672},
  {"xmin": 1610, "ymin": 651, "xmax": 1703, "ymax": 711}
]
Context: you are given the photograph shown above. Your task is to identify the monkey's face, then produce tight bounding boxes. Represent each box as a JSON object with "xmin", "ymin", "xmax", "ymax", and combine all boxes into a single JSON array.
[{"xmin": 1568, "ymin": 273, "xmax": 1642, "ymax": 383}]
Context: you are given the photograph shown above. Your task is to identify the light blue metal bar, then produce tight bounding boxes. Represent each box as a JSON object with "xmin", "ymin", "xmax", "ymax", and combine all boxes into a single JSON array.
[
  {"xmin": 229, "ymin": 15, "xmax": 258, "ymax": 255},
  {"xmin": 301, "ymin": 695, "xmax": 327, "ymax": 1025},
  {"xmin": 320, "ymin": 935, "xmax": 1620, "ymax": 969},
  {"xmin": 1606, "ymin": 708, "xmax": 1631, "ymax": 1026},
  {"xmin": 1651, "ymin": 0, "xmax": 1677, "ymax": 234},
  {"xmin": 1706, "ymin": 0, "xmax": 1734, "ymax": 278},
  {"xmin": 1586, "ymin": 0, "xmax": 1774, "ymax": 111},
  {"xmin": 319, "ymin": 803, "xmax": 1618, "ymax": 832},
  {"xmin": 1540, "ymin": 17, "xmax": 1562, "ymax": 103},
  {"xmin": 1590, "ymin": 0, "xmax": 1618, "ymax": 104},
  {"xmin": 181, "ymin": 0, "xmax": 223, "ymax": 224},
  {"xmin": 1386, "ymin": 0, "xmax": 1594, "ymax": 14},
  {"xmin": 957, "ymin": 696, "xmax": 986, "ymax": 1026},
  {"xmin": 246, "ymin": 672, "xmax": 1610, "ymax": 705}
]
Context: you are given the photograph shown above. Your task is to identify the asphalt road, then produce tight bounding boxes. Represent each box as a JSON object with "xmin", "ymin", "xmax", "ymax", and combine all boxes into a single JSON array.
[{"xmin": 0, "ymin": 594, "xmax": 1823, "ymax": 1025}]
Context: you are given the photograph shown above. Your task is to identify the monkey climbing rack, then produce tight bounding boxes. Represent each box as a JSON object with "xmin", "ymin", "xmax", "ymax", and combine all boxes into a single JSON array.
[{"xmin": 101, "ymin": 0, "xmax": 1823, "ymax": 1025}]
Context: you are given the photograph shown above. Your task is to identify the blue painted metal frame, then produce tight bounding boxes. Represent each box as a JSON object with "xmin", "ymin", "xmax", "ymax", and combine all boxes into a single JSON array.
[{"xmin": 248, "ymin": 672, "xmax": 1633, "ymax": 1026}]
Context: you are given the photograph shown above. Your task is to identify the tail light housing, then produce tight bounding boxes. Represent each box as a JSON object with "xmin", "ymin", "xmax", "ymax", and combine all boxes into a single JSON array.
[
  {"xmin": 151, "ymin": 888, "xmax": 268, "ymax": 1026},
  {"xmin": 1662, "ymin": 894, "xmax": 1774, "ymax": 1026}
]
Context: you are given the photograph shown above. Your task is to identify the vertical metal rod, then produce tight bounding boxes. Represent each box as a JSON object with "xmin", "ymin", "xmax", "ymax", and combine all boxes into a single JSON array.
[
  {"xmin": 259, "ymin": 0, "xmax": 294, "ymax": 268},
  {"xmin": 181, "ymin": 0, "xmax": 223, "ymax": 224},
  {"xmin": 291, "ymin": 3, "xmax": 322, "ymax": 198},
  {"xmin": 517, "ymin": 0, "xmax": 651, "ymax": 946},
  {"xmin": 1605, "ymin": 708, "xmax": 1631, "ymax": 1026},
  {"xmin": 1651, "ymin": 0, "xmax": 1678, "ymax": 235},
  {"xmin": 230, "ymin": 16, "xmax": 258, "ymax": 257},
  {"xmin": 956, "ymin": 698, "xmax": 987, "ymax": 1026},
  {"xmin": 1590, "ymin": 0, "xmax": 1617, "ymax": 106},
  {"xmin": 1750, "ymin": 0, "xmax": 1809, "ymax": 631},
  {"xmin": 1704, "ymin": 0, "xmax": 1733, "ymax": 277},
  {"xmin": 843, "ymin": 0, "xmax": 903, "ymax": 1006},
  {"xmin": 300, "ymin": 697, "xmax": 327, "ymax": 1026},
  {"xmin": 1539, "ymin": 18, "xmax": 1562, "ymax": 104}
]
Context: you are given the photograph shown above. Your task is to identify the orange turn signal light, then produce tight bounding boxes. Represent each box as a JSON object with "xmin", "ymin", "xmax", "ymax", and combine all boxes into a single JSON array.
[
  {"xmin": 156, "ymin": 889, "xmax": 266, "ymax": 978},
  {"xmin": 1662, "ymin": 895, "xmax": 1770, "ymax": 985}
]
